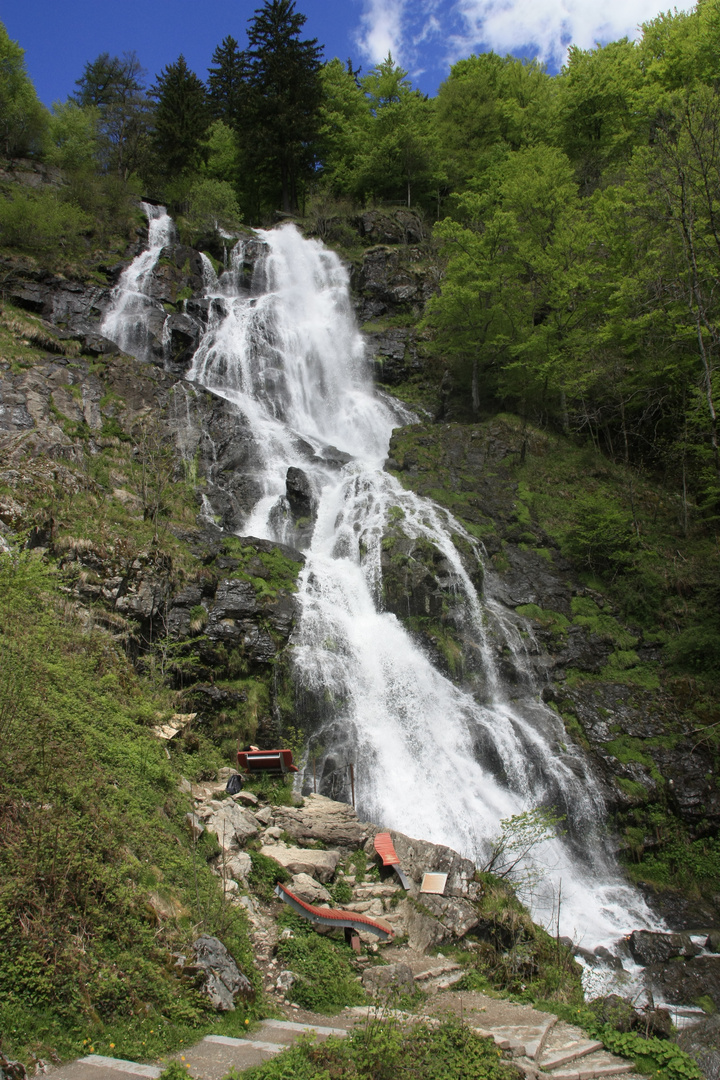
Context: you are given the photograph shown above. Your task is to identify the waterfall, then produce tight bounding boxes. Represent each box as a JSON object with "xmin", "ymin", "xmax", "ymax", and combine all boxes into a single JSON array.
[
  {"xmin": 101, "ymin": 203, "xmax": 173, "ymax": 362},
  {"xmin": 103, "ymin": 210, "xmax": 662, "ymax": 971}
]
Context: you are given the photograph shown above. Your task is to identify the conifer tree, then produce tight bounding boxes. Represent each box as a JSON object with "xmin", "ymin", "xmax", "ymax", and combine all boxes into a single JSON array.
[
  {"xmin": 207, "ymin": 35, "xmax": 247, "ymax": 127},
  {"xmin": 245, "ymin": 0, "xmax": 323, "ymax": 213},
  {"xmin": 150, "ymin": 56, "xmax": 209, "ymax": 176},
  {"xmin": 74, "ymin": 51, "xmax": 150, "ymax": 178}
]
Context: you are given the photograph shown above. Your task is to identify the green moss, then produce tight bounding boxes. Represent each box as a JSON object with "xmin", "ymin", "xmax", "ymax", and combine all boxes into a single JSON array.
[
  {"xmin": 616, "ymin": 778, "xmax": 649, "ymax": 802},
  {"xmin": 220, "ymin": 538, "xmax": 303, "ymax": 597},
  {"xmin": 516, "ymin": 604, "xmax": 570, "ymax": 637}
]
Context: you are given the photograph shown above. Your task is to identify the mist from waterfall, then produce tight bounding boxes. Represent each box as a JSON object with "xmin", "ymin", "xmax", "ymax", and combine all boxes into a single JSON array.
[{"xmin": 103, "ymin": 211, "xmax": 662, "ymax": 964}]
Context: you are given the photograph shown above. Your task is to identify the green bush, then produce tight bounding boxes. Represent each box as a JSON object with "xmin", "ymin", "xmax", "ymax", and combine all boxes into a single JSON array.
[
  {"xmin": 0, "ymin": 187, "xmax": 90, "ymax": 256},
  {"xmin": 243, "ymin": 1016, "xmax": 513, "ymax": 1080},
  {"xmin": 274, "ymin": 911, "xmax": 366, "ymax": 1013}
]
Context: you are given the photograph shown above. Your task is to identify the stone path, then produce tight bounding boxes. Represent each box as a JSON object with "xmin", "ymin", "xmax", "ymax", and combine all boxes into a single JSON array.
[{"xmin": 47, "ymin": 991, "xmax": 643, "ymax": 1080}]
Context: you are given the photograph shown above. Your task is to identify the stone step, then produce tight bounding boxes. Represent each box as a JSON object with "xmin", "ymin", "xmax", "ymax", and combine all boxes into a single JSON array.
[
  {"xmin": 48, "ymin": 1056, "xmax": 162, "ymax": 1080},
  {"xmin": 540, "ymin": 1040, "xmax": 604, "ymax": 1070},
  {"xmin": 258, "ymin": 1019, "xmax": 350, "ymax": 1044},
  {"xmin": 470, "ymin": 1016, "xmax": 557, "ymax": 1059},
  {"xmin": 542, "ymin": 1049, "xmax": 636, "ymax": 1080},
  {"xmin": 173, "ymin": 1035, "xmax": 285, "ymax": 1079}
]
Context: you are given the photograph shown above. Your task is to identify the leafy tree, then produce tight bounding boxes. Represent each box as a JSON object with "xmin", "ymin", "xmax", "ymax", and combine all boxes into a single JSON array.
[
  {"xmin": 357, "ymin": 55, "xmax": 438, "ymax": 208},
  {"xmin": 244, "ymin": 0, "xmax": 323, "ymax": 213},
  {"xmin": 317, "ymin": 58, "xmax": 371, "ymax": 196},
  {"xmin": 0, "ymin": 21, "xmax": 47, "ymax": 158},
  {"xmin": 434, "ymin": 53, "xmax": 553, "ymax": 193},
  {"xmin": 150, "ymin": 55, "xmax": 209, "ymax": 178},
  {"xmin": 624, "ymin": 87, "xmax": 720, "ymax": 493},
  {"xmin": 424, "ymin": 145, "xmax": 584, "ymax": 420},
  {"xmin": 202, "ymin": 118, "xmax": 242, "ymax": 185},
  {"xmin": 74, "ymin": 51, "xmax": 150, "ymax": 178},
  {"xmin": 554, "ymin": 39, "xmax": 643, "ymax": 193},
  {"xmin": 185, "ymin": 177, "xmax": 241, "ymax": 233},
  {"xmin": 207, "ymin": 35, "xmax": 247, "ymax": 126},
  {"xmin": 46, "ymin": 101, "xmax": 100, "ymax": 173}
]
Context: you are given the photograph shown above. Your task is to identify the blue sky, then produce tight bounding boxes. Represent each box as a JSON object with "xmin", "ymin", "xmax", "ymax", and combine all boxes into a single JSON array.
[{"xmin": 3, "ymin": 0, "xmax": 695, "ymax": 107}]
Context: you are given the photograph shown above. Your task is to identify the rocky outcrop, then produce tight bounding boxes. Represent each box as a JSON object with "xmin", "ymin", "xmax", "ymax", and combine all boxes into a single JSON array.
[
  {"xmin": 260, "ymin": 842, "xmax": 341, "ymax": 883},
  {"xmin": 644, "ymin": 955, "xmax": 720, "ymax": 1011},
  {"xmin": 353, "ymin": 245, "xmax": 441, "ymax": 323},
  {"xmin": 273, "ymin": 793, "xmax": 370, "ymax": 851},
  {"xmin": 185, "ymin": 934, "xmax": 254, "ymax": 1010}
]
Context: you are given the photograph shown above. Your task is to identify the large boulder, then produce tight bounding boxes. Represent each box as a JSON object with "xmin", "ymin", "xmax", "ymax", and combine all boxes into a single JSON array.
[
  {"xmin": 185, "ymin": 934, "xmax": 253, "ymax": 1010},
  {"xmin": 273, "ymin": 793, "xmax": 369, "ymax": 850},
  {"xmin": 362, "ymin": 962, "xmax": 415, "ymax": 997},
  {"xmin": 260, "ymin": 842, "xmax": 340, "ymax": 883},
  {"xmin": 364, "ymin": 829, "xmax": 477, "ymax": 897},
  {"xmin": 402, "ymin": 894, "xmax": 480, "ymax": 952},
  {"xmin": 628, "ymin": 930, "xmax": 701, "ymax": 966},
  {"xmin": 205, "ymin": 801, "xmax": 259, "ymax": 851},
  {"xmin": 289, "ymin": 873, "xmax": 332, "ymax": 905}
]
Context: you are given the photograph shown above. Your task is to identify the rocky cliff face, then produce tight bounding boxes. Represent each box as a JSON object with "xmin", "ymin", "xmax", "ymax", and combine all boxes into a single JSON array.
[{"xmin": 1, "ymin": 206, "xmax": 718, "ymax": 928}]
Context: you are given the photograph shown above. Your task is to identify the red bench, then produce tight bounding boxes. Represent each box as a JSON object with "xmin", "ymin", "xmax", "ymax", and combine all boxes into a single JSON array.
[{"xmin": 237, "ymin": 748, "xmax": 299, "ymax": 776}]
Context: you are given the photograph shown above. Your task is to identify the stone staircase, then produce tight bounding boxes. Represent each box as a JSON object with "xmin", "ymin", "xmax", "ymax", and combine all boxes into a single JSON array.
[{"xmin": 46, "ymin": 999, "xmax": 641, "ymax": 1080}]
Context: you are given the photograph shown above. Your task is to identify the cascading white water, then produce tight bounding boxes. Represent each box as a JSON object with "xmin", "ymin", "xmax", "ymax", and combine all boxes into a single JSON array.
[
  {"xmin": 101, "ymin": 203, "xmax": 174, "ymax": 362},
  {"xmin": 104, "ymin": 210, "xmax": 663, "ymax": 971}
]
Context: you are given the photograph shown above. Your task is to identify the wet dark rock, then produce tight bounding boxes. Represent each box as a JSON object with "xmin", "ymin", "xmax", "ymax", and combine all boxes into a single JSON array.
[
  {"xmin": 367, "ymin": 327, "xmax": 423, "ymax": 386},
  {"xmin": 707, "ymin": 932, "xmax": 720, "ymax": 952},
  {"xmin": 164, "ymin": 311, "xmax": 202, "ymax": 374},
  {"xmin": 677, "ymin": 1014, "xmax": 720, "ymax": 1080},
  {"xmin": 641, "ymin": 1008, "xmax": 674, "ymax": 1040},
  {"xmin": 353, "ymin": 245, "xmax": 440, "ymax": 323},
  {"xmin": 629, "ymin": 930, "xmax": 701, "ymax": 965},
  {"xmin": 286, "ymin": 466, "xmax": 314, "ymax": 520},
  {"xmin": 315, "ymin": 443, "xmax": 353, "ymax": 468},
  {"xmin": 594, "ymin": 945, "xmax": 625, "ymax": 971},
  {"xmin": 645, "ymin": 955, "xmax": 720, "ymax": 1011},
  {"xmin": 81, "ymin": 332, "xmax": 121, "ymax": 357},
  {"xmin": 185, "ymin": 933, "xmax": 254, "ymax": 1010}
]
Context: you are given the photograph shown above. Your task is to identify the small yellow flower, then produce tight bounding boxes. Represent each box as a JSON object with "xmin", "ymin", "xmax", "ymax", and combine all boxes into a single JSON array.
[
  {"xmin": 244, "ymin": 1020, "xmax": 249, "ymax": 1026},
  {"xmin": 89, "ymin": 1048, "xmax": 94, "ymax": 1054},
  {"xmin": 110, "ymin": 1044, "xmax": 115, "ymax": 1050},
  {"xmin": 181, "ymin": 1058, "xmax": 185, "ymax": 1062}
]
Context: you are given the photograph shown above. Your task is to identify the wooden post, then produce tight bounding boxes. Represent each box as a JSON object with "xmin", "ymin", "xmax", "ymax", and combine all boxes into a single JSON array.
[{"xmin": 349, "ymin": 763, "xmax": 355, "ymax": 809}]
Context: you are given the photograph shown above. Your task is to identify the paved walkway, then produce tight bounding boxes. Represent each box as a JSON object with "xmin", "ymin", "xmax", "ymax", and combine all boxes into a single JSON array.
[{"xmin": 46, "ymin": 988, "xmax": 643, "ymax": 1080}]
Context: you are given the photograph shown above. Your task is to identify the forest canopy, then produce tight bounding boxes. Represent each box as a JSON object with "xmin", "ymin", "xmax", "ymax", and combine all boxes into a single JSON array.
[{"xmin": 2, "ymin": 0, "xmax": 720, "ymax": 514}]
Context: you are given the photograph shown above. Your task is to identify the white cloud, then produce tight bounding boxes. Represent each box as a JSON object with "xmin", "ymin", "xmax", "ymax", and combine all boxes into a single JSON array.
[
  {"xmin": 356, "ymin": 0, "xmax": 409, "ymax": 65},
  {"xmin": 450, "ymin": 0, "xmax": 696, "ymax": 69}
]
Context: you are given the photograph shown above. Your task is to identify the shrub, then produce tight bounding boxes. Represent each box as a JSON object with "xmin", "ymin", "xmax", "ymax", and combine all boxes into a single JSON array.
[{"xmin": 0, "ymin": 187, "xmax": 90, "ymax": 256}]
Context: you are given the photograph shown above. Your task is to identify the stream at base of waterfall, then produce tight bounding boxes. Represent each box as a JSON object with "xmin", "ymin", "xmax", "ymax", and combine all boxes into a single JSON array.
[{"xmin": 102, "ymin": 204, "xmax": 666, "ymax": 998}]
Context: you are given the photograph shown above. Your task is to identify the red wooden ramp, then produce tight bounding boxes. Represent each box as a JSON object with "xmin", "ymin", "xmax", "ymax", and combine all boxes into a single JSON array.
[
  {"xmin": 274, "ymin": 882, "xmax": 394, "ymax": 941},
  {"xmin": 374, "ymin": 831, "xmax": 411, "ymax": 890}
]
